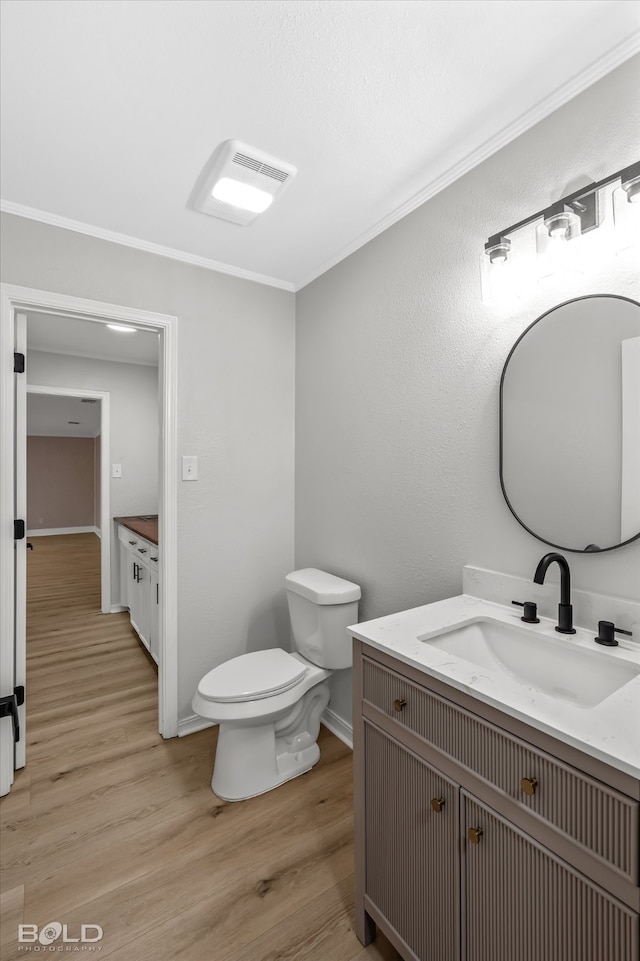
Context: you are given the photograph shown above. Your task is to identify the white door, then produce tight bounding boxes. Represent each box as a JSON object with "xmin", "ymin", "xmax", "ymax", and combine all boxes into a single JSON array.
[{"xmin": 0, "ymin": 312, "xmax": 26, "ymax": 796}]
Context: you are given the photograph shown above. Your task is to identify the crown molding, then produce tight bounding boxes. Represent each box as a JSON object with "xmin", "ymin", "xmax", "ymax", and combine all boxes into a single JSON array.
[
  {"xmin": 295, "ymin": 32, "xmax": 640, "ymax": 291},
  {"xmin": 0, "ymin": 200, "xmax": 296, "ymax": 292},
  {"xmin": 2, "ymin": 32, "xmax": 638, "ymax": 295}
]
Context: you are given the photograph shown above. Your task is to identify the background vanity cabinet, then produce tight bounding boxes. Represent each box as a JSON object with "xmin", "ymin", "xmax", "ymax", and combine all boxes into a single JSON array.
[
  {"xmin": 117, "ymin": 524, "xmax": 160, "ymax": 664},
  {"xmin": 353, "ymin": 639, "xmax": 639, "ymax": 961},
  {"xmin": 148, "ymin": 551, "xmax": 160, "ymax": 663}
]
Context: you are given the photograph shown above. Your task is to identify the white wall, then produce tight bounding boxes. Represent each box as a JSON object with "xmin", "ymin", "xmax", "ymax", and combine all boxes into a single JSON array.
[
  {"xmin": 27, "ymin": 350, "xmax": 159, "ymax": 601},
  {"xmin": 295, "ymin": 56, "xmax": 640, "ymax": 729},
  {"xmin": 1, "ymin": 222, "xmax": 296, "ymax": 725}
]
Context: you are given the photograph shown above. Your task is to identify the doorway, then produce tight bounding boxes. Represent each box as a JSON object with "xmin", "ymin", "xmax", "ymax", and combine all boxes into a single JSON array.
[
  {"xmin": 26, "ymin": 384, "xmax": 111, "ymax": 612},
  {"xmin": 0, "ymin": 284, "xmax": 179, "ymax": 797}
]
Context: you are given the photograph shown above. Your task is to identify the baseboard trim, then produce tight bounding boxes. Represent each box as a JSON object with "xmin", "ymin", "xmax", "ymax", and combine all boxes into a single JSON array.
[
  {"xmin": 321, "ymin": 708, "xmax": 353, "ymax": 750},
  {"xmin": 178, "ymin": 714, "xmax": 216, "ymax": 737},
  {"xmin": 110, "ymin": 604, "xmax": 128, "ymax": 614},
  {"xmin": 27, "ymin": 526, "xmax": 100, "ymax": 537}
]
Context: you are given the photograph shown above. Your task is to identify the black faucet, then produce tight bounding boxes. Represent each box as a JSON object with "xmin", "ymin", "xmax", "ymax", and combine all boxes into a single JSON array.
[{"xmin": 533, "ymin": 553, "xmax": 576, "ymax": 634}]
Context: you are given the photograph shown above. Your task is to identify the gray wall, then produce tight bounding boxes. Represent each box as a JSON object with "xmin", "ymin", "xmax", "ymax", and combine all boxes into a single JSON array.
[
  {"xmin": 295, "ymin": 56, "xmax": 640, "ymax": 727},
  {"xmin": 27, "ymin": 350, "xmax": 160, "ymax": 603},
  {"xmin": 1, "ymin": 220, "xmax": 295, "ymax": 724}
]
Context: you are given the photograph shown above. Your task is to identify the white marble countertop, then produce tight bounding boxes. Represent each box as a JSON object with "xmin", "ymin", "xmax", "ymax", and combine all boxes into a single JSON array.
[{"xmin": 350, "ymin": 594, "xmax": 640, "ymax": 780}]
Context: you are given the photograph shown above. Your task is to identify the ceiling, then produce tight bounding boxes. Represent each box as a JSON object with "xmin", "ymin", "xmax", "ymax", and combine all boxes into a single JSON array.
[
  {"xmin": 27, "ymin": 312, "xmax": 160, "ymax": 366},
  {"xmin": 27, "ymin": 392, "xmax": 101, "ymax": 438},
  {"xmin": 1, "ymin": 1, "xmax": 639, "ymax": 291}
]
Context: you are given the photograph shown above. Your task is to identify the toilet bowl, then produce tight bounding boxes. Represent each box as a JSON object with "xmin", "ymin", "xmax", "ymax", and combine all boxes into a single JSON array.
[{"xmin": 192, "ymin": 568, "xmax": 360, "ymax": 801}]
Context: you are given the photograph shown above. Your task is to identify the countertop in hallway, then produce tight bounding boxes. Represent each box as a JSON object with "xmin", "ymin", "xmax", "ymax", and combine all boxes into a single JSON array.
[{"xmin": 114, "ymin": 515, "xmax": 158, "ymax": 545}]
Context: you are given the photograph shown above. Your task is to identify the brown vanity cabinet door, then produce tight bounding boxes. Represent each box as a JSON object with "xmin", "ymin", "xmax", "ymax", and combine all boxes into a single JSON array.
[
  {"xmin": 364, "ymin": 721, "xmax": 460, "ymax": 961},
  {"xmin": 463, "ymin": 792, "xmax": 639, "ymax": 961}
]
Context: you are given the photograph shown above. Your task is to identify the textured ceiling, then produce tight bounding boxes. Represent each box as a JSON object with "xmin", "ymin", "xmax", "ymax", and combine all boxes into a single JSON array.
[
  {"xmin": 1, "ymin": 0, "xmax": 639, "ymax": 290},
  {"xmin": 27, "ymin": 392, "xmax": 102, "ymax": 438},
  {"xmin": 27, "ymin": 312, "xmax": 160, "ymax": 366}
]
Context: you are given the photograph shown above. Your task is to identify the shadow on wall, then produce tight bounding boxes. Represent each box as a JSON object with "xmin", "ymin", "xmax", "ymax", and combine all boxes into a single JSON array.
[{"xmin": 246, "ymin": 592, "xmax": 291, "ymax": 654}]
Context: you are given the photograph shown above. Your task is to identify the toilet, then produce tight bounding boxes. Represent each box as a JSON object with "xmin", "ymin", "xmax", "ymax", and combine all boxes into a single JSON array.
[{"xmin": 192, "ymin": 568, "xmax": 360, "ymax": 801}]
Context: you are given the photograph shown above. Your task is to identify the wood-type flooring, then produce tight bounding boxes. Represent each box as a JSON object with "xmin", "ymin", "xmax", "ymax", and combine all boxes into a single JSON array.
[{"xmin": 0, "ymin": 533, "xmax": 396, "ymax": 961}]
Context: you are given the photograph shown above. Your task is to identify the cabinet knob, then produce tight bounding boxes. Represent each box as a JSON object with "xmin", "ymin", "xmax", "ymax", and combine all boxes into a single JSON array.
[
  {"xmin": 128, "ymin": 540, "xmax": 136, "ymax": 545},
  {"xmin": 393, "ymin": 698, "xmax": 407, "ymax": 712},
  {"xmin": 430, "ymin": 797, "xmax": 445, "ymax": 813},
  {"xmin": 467, "ymin": 827, "xmax": 483, "ymax": 845},
  {"xmin": 520, "ymin": 777, "xmax": 538, "ymax": 797}
]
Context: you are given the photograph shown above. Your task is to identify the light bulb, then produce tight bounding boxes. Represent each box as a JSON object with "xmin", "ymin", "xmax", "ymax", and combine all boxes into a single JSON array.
[{"xmin": 211, "ymin": 178, "xmax": 273, "ymax": 213}]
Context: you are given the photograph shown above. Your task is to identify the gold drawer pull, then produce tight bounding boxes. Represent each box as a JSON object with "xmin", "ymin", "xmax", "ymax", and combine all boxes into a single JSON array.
[
  {"xmin": 521, "ymin": 777, "xmax": 538, "ymax": 797},
  {"xmin": 430, "ymin": 797, "xmax": 445, "ymax": 813},
  {"xmin": 468, "ymin": 827, "xmax": 483, "ymax": 845},
  {"xmin": 393, "ymin": 698, "xmax": 407, "ymax": 712}
]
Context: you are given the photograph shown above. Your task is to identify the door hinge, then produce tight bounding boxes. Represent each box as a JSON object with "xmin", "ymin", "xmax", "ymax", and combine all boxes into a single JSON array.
[
  {"xmin": 14, "ymin": 519, "xmax": 25, "ymax": 540},
  {"xmin": 14, "ymin": 352, "xmax": 25, "ymax": 373},
  {"xmin": 0, "ymin": 691, "xmax": 20, "ymax": 743}
]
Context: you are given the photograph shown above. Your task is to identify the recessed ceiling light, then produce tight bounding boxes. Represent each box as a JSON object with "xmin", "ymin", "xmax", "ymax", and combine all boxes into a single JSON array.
[{"xmin": 107, "ymin": 324, "xmax": 137, "ymax": 333}]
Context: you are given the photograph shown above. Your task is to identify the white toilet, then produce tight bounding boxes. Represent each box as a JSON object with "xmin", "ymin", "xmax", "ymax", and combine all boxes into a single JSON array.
[{"xmin": 192, "ymin": 568, "xmax": 361, "ymax": 802}]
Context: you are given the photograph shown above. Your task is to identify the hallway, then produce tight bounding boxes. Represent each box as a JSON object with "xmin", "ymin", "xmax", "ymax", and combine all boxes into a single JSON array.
[{"xmin": 0, "ymin": 534, "xmax": 394, "ymax": 960}]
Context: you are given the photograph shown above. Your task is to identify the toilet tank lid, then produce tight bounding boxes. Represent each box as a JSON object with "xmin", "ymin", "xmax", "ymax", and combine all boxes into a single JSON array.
[{"xmin": 285, "ymin": 568, "xmax": 361, "ymax": 605}]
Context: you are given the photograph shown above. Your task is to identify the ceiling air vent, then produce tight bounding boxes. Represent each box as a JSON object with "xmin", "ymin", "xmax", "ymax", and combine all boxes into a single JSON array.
[{"xmin": 190, "ymin": 140, "xmax": 297, "ymax": 226}]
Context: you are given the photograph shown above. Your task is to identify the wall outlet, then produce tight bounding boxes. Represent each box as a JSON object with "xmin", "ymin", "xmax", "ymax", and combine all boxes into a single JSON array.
[{"xmin": 112, "ymin": 464, "xmax": 122, "ymax": 478}]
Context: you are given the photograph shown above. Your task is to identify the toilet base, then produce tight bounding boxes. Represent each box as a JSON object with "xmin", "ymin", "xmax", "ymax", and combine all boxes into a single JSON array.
[{"xmin": 211, "ymin": 682, "xmax": 330, "ymax": 801}]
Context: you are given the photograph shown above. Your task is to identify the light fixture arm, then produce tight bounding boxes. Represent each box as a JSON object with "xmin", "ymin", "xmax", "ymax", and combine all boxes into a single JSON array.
[{"xmin": 486, "ymin": 163, "xmax": 638, "ymax": 246}]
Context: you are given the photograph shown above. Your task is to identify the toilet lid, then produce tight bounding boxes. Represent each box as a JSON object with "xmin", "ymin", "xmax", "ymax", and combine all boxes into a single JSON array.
[{"xmin": 198, "ymin": 649, "xmax": 308, "ymax": 703}]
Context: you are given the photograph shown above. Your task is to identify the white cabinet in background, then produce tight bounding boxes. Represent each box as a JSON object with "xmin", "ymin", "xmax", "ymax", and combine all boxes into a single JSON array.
[
  {"xmin": 148, "ymin": 551, "xmax": 160, "ymax": 663},
  {"xmin": 117, "ymin": 525, "xmax": 160, "ymax": 664}
]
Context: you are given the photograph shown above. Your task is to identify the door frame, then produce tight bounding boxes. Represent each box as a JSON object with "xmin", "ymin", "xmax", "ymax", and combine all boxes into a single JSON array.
[
  {"xmin": 27, "ymin": 384, "xmax": 111, "ymax": 613},
  {"xmin": 0, "ymin": 284, "xmax": 179, "ymax": 768}
]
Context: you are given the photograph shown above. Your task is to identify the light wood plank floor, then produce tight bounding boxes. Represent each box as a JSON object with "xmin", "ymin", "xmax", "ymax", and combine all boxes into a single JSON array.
[{"xmin": 0, "ymin": 534, "xmax": 396, "ymax": 961}]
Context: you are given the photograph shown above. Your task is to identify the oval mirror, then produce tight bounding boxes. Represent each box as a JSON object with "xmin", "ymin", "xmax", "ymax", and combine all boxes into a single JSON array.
[{"xmin": 500, "ymin": 294, "xmax": 640, "ymax": 553}]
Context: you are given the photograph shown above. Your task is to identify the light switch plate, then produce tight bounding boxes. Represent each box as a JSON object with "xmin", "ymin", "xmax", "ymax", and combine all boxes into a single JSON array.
[
  {"xmin": 112, "ymin": 464, "xmax": 122, "ymax": 478},
  {"xmin": 182, "ymin": 455, "xmax": 198, "ymax": 481}
]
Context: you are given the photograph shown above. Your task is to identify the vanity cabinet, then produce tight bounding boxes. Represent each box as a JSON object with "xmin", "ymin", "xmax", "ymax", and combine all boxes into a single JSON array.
[
  {"xmin": 148, "ymin": 556, "xmax": 159, "ymax": 663},
  {"xmin": 353, "ymin": 639, "xmax": 639, "ymax": 961},
  {"xmin": 364, "ymin": 723, "xmax": 459, "ymax": 961},
  {"xmin": 117, "ymin": 524, "xmax": 159, "ymax": 664}
]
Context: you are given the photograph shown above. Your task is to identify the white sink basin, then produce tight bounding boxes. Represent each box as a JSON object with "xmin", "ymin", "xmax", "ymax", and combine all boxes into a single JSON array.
[{"xmin": 418, "ymin": 617, "xmax": 640, "ymax": 708}]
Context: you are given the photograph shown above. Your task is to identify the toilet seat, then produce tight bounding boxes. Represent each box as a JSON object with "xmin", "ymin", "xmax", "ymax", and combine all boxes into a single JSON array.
[{"xmin": 197, "ymin": 649, "xmax": 307, "ymax": 703}]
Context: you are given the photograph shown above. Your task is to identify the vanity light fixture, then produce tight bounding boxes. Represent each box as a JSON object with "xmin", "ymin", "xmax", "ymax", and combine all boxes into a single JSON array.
[
  {"xmin": 481, "ymin": 161, "xmax": 639, "ymax": 299},
  {"xmin": 536, "ymin": 201, "xmax": 584, "ymax": 280},
  {"xmin": 484, "ymin": 235, "xmax": 511, "ymax": 264},
  {"xmin": 541, "ymin": 202, "xmax": 582, "ymax": 241},
  {"xmin": 613, "ymin": 161, "xmax": 640, "ymax": 255},
  {"xmin": 106, "ymin": 324, "xmax": 137, "ymax": 333},
  {"xmin": 620, "ymin": 161, "xmax": 640, "ymax": 203}
]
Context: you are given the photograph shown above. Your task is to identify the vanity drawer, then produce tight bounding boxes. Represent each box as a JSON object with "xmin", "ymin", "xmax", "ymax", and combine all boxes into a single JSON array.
[
  {"xmin": 118, "ymin": 525, "xmax": 139, "ymax": 549},
  {"xmin": 362, "ymin": 656, "xmax": 639, "ymax": 883}
]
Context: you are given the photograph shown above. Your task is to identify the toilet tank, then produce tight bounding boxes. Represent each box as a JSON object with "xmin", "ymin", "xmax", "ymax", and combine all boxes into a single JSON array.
[{"xmin": 285, "ymin": 568, "xmax": 361, "ymax": 670}]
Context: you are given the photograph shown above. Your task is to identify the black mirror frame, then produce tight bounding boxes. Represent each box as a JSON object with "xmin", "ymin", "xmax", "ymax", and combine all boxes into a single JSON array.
[{"xmin": 499, "ymin": 292, "xmax": 640, "ymax": 554}]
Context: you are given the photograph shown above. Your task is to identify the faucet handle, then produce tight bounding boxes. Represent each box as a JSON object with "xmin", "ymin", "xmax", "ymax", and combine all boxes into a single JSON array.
[
  {"xmin": 595, "ymin": 621, "xmax": 633, "ymax": 647},
  {"xmin": 512, "ymin": 600, "xmax": 540, "ymax": 624}
]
